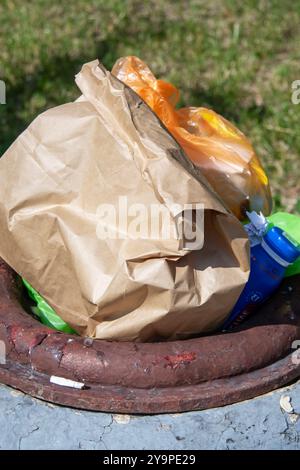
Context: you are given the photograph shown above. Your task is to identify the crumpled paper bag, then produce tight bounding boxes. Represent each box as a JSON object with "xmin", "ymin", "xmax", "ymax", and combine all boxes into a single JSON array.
[{"xmin": 0, "ymin": 60, "xmax": 250, "ymax": 341}]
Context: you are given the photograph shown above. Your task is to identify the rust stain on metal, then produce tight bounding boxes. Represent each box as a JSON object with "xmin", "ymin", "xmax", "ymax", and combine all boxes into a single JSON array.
[{"xmin": 164, "ymin": 352, "xmax": 197, "ymax": 369}]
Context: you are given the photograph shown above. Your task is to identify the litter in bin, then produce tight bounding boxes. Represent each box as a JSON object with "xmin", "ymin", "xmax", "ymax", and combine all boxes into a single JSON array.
[
  {"xmin": 223, "ymin": 212, "xmax": 300, "ymax": 330},
  {"xmin": 22, "ymin": 278, "xmax": 76, "ymax": 334},
  {"xmin": 50, "ymin": 376, "xmax": 85, "ymax": 389},
  {"xmin": 112, "ymin": 56, "xmax": 272, "ymax": 220},
  {"xmin": 268, "ymin": 212, "xmax": 300, "ymax": 277},
  {"xmin": 0, "ymin": 59, "xmax": 251, "ymax": 341}
]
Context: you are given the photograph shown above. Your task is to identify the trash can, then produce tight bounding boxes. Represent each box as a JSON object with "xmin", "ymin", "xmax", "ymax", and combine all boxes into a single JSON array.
[{"xmin": 0, "ymin": 259, "xmax": 299, "ymax": 414}]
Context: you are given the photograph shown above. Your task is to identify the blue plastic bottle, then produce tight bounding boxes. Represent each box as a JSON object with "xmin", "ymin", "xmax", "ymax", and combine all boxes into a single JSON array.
[{"xmin": 223, "ymin": 226, "xmax": 300, "ymax": 330}]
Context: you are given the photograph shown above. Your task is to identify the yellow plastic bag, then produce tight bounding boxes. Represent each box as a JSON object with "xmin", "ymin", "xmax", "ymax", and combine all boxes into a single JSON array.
[{"xmin": 112, "ymin": 56, "xmax": 272, "ymax": 220}]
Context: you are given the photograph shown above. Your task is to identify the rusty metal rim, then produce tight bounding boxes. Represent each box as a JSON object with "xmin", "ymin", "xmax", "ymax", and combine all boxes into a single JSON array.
[
  {"xmin": 0, "ymin": 354, "xmax": 299, "ymax": 414},
  {"xmin": 0, "ymin": 258, "xmax": 299, "ymax": 413}
]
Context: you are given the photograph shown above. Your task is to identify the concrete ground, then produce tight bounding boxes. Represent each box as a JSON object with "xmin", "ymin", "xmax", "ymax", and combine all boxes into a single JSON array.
[{"xmin": 0, "ymin": 381, "xmax": 299, "ymax": 450}]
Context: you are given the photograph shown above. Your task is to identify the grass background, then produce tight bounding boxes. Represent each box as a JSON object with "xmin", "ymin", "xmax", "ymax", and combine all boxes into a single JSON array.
[{"xmin": 0, "ymin": 0, "xmax": 299, "ymax": 213}]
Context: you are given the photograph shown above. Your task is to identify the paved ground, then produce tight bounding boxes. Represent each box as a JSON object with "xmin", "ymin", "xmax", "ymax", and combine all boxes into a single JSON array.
[{"xmin": 0, "ymin": 381, "xmax": 300, "ymax": 450}]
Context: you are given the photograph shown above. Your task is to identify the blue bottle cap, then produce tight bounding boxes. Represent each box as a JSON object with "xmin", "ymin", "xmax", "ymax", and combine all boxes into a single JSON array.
[{"xmin": 263, "ymin": 226, "xmax": 300, "ymax": 265}]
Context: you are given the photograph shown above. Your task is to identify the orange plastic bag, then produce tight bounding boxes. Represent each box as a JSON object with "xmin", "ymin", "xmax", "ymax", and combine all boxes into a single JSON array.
[{"xmin": 112, "ymin": 56, "xmax": 272, "ymax": 220}]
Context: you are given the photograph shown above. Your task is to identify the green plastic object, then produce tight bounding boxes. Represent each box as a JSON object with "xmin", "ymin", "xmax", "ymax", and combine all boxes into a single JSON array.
[
  {"xmin": 22, "ymin": 278, "xmax": 76, "ymax": 334},
  {"xmin": 268, "ymin": 212, "xmax": 300, "ymax": 277}
]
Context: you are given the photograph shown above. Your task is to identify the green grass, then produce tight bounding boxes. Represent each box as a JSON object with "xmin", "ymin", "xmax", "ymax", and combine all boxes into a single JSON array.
[{"xmin": 0, "ymin": 0, "xmax": 299, "ymax": 213}]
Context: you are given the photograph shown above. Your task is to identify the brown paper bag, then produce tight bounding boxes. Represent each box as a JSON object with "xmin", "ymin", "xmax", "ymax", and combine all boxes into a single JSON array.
[{"xmin": 0, "ymin": 60, "xmax": 250, "ymax": 341}]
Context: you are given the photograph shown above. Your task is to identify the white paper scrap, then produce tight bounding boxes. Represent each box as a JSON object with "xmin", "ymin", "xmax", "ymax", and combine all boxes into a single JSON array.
[{"xmin": 50, "ymin": 375, "xmax": 85, "ymax": 389}]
